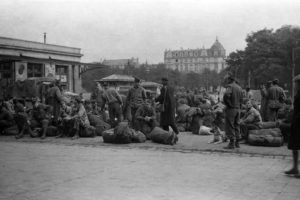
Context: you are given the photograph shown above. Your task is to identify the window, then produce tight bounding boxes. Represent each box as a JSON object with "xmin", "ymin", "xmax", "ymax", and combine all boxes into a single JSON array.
[{"xmin": 27, "ymin": 63, "xmax": 44, "ymax": 77}]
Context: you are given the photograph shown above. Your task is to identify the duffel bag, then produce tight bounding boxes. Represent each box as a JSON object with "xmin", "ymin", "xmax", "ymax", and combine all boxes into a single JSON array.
[
  {"xmin": 150, "ymin": 127, "xmax": 176, "ymax": 145},
  {"xmin": 102, "ymin": 129, "xmax": 116, "ymax": 143},
  {"xmin": 79, "ymin": 125, "xmax": 96, "ymax": 137},
  {"xmin": 113, "ymin": 122, "xmax": 133, "ymax": 144},
  {"xmin": 46, "ymin": 126, "xmax": 58, "ymax": 137},
  {"xmin": 176, "ymin": 104, "xmax": 190, "ymax": 122},
  {"xmin": 2, "ymin": 125, "xmax": 19, "ymax": 136},
  {"xmin": 260, "ymin": 121, "xmax": 279, "ymax": 129},
  {"xmin": 131, "ymin": 130, "xmax": 146, "ymax": 143},
  {"xmin": 248, "ymin": 128, "xmax": 283, "ymax": 147},
  {"xmin": 88, "ymin": 114, "xmax": 105, "ymax": 126},
  {"xmin": 95, "ymin": 121, "xmax": 111, "ymax": 136}
]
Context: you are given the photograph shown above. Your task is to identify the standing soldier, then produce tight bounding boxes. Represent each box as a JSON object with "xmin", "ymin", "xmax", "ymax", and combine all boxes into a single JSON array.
[
  {"xmin": 101, "ymin": 82, "xmax": 123, "ymax": 127},
  {"xmin": 155, "ymin": 77, "xmax": 179, "ymax": 141},
  {"xmin": 266, "ymin": 79, "xmax": 286, "ymax": 121},
  {"xmin": 46, "ymin": 80, "xmax": 64, "ymax": 125},
  {"xmin": 126, "ymin": 77, "xmax": 146, "ymax": 130},
  {"xmin": 223, "ymin": 73, "xmax": 243, "ymax": 149}
]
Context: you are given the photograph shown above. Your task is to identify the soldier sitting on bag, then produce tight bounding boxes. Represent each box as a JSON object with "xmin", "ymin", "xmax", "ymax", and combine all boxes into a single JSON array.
[
  {"xmin": 30, "ymin": 97, "xmax": 53, "ymax": 139},
  {"xmin": 239, "ymin": 100, "xmax": 263, "ymax": 143},
  {"xmin": 14, "ymin": 99, "xmax": 32, "ymax": 139},
  {"xmin": 135, "ymin": 100, "xmax": 157, "ymax": 139},
  {"xmin": 0, "ymin": 102, "xmax": 15, "ymax": 134},
  {"xmin": 68, "ymin": 96, "xmax": 91, "ymax": 140}
]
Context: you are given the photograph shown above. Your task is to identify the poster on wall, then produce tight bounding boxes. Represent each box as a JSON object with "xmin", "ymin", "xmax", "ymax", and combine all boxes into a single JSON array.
[
  {"xmin": 45, "ymin": 63, "xmax": 55, "ymax": 78},
  {"xmin": 15, "ymin": 62, "xmax": 27, "ymax": 81},
  {"xmin": 60, "ymin": 75, "xmax": 67, "ymax": 82}
]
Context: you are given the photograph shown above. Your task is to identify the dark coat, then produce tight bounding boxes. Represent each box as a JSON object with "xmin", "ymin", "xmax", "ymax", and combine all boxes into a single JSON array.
[
  {"xmin": 288, "ymin": 89, "xmax": 300, "ymax": 150},
  {"xmin": 156, "ymin": 85, "xmax": 176, "ymax": 126}
]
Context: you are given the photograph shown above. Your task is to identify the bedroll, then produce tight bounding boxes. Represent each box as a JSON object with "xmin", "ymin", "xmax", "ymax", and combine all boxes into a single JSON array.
[
  {"xmin": 248, "ymin": 128, "xmax": 283, "ymax": 147},
  {"xmin": 150, "ymin": 127, "xmax": 176, "ymax": 145}
]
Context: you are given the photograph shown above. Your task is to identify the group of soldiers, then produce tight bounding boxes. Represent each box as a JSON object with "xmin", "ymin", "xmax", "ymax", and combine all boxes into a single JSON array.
[
  {"xmin": 0, "ymin": 77, "xmax": 179, "ymax": 143},
  {"xmin": 0, "ymin": 74, "xmax": 291, "ymax": 148}
]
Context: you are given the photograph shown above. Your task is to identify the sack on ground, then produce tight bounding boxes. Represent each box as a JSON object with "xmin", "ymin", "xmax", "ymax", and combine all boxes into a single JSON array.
[
  {"xmin": 150, "ymin": 127, "xmax": 175, "ymax": 145},
  {"xmin": 113, "ymin": 122, "xmax": 133, "ymax": 144},
  {"xmin": 2, "ymin": 125, "xmax": 18, "ymax": 136},
  {"xmin": 248, "ymin": 128, "xmax": 283, "ymax": 147},
  {"xmin": 79, "ymin": 125, "xmax": 96, "ymax": 137},
  {"xmin": 131, "ymin": 130, "xmax": 146, "ymax": 143},
  {"xmin": 46, "ymin": 126, "xmax": 58, "ymax": 137},
  {"xmin": 102, "ymin": 129, "xmax": 116, "ymax": 143},
  {"xmin": 95, "ymin": 121, "xmax": 111, "ymax": 136},
  {"xmin": 198, "ymin": 125, "xmax": 212, "ymax": 135}
]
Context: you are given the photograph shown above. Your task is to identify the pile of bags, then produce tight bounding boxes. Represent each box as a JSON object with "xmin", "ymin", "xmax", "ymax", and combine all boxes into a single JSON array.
[
  {"xmin": 248, "ymin": 128, "xmax": 284, "ymax": 147},
  {"xmin": 102, "ymin": 122, "xmax": 176, "ymax": 145}
]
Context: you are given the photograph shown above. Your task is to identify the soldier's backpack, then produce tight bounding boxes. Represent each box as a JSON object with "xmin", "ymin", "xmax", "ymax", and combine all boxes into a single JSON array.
[
  {"xmin": 248, "ymin": 128, "xmax": 283, "ymax": 147},
  {"xmin": 79, "ymin": 125, "xmax": 96, "ymax": 137},
  {"xmin": 150, "ymin": 127, "xmax": 176, "ymax": 145}
]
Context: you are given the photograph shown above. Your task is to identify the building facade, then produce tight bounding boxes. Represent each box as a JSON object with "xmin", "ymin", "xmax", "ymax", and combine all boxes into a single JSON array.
[
  {"xmin": 164, "ymin": 38, "xmax": 226, "ymax": 73},
  {"xmin": 0, "ymin": 36, "xmax": 84, "ymax": 93},
  {"xmin": 102, "ymin": 57, "xmax": 139, "ymax": 69}
]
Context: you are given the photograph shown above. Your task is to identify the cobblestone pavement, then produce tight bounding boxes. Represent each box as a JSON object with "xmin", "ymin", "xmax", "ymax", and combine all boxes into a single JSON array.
[{"xmin": 0, "ymin": 141, "xmax": 299, "ymax": 200}]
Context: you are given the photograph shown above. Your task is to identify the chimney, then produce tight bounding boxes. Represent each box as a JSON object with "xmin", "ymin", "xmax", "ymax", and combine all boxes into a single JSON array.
[{"xmin": 44, "ymin": 32, "xmax": 46, "ymax": 44}]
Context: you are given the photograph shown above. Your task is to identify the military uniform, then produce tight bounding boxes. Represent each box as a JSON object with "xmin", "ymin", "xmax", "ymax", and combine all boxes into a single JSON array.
[
  {"xmin": 126, "ymin": 86, "xmax": 146, "ymax": 130},
  {"xmin": 46, "ymin": 85, "xmax": 64, "ymax": 124},
  {"xmin": 101, "ymin": 87, "xmax": 123, "ymax": 127},
  {"xmin": 135, "ymin": 104, "xmax": 157, "ymax": 139},
  {"xmin": 223, "ymin": 82, "xmax": 243, "ymax": 147},
  {"xmin": 31, "ymin": 103, "xmax": 52, "ymax": 138},
  {"xmin": 266, "ymin": 84, "xmax": 286, "ymax": 121}
]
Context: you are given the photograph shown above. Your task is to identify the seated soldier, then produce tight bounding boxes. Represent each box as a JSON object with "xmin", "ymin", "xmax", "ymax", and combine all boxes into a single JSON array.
[
  {"xmin": 30, "ymin": 97, "xmax": 52, "ymax": 139},
  {"xmin": 56, "ymin": 101, "xmax": 74, "ymax": 138},
  {"xmin": 239, "ymin": 100, "xmax": 262, "ymax": 142},
  {"xmin": 0, "ymin": 102, "xmax": 15, "ymax": 134},
  {"xmin": 135, "ymin": 101, "xmax": 157, "ymax": 139},
  {"xmin": 14, "ymin": 99, "xmax": 32, "ymax": 139},
  {"xmin": 69, "ymin": 96, "xmax": 90, "ymax": 140}
]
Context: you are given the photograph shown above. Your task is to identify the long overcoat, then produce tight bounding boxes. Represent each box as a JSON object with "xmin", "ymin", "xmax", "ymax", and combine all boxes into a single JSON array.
[
  {"xmin": 156, "ymin": 85, "xmax": 176, "ymax": 126},
  {"xmin": 288, "ymin": 89, "xmax": 300, "ymax": 150}
]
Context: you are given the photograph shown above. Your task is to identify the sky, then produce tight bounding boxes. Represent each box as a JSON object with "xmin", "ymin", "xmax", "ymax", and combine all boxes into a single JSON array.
[{"xmin": 0, "ymin": 0, "xmax": 300, "ymax": 63}]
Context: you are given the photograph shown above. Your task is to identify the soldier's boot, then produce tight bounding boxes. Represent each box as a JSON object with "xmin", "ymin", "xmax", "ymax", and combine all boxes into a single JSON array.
[
  {"xmin": 72, "ymin": 131, "xmax": 79, "ymax": 140},
  {"xmin": 15, "ymin": 126, "xmax": 25, "ymax": 139},
  {"xmin": 235, "ymin": 140, "xmax": 240, "ymax": 148},
  {"xmin": 223, "ymin": 140, "xmax": 235, "ymax": 149}
]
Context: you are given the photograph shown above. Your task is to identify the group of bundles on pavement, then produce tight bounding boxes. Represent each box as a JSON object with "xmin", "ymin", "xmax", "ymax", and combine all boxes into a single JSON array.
[
  {"xmin": 174, "ymin": 77, "xmax": 293, "ymax": 148},
  {"xmin": 0, "ymin": 77, "xmax": 179, "ymax": 145}
]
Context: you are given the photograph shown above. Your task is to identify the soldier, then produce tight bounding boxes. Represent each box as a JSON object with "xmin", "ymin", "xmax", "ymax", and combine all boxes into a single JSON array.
[
  {"xmin": 46, "ymin": 80, "xmax": 64, "ymax": 125},
  {"xmin": 266, "ymin": 79, "xmax": 286, "ymax": 121},
  {"xmin": 135, "ymin": 101, "xmax": 157, "ymax": 139},
  {"xmin": 70, "ymin": 96, "xmax": 90, "ymax": 139},
  {"xmin": 223, "ymin": 73, "xmax": 243, "ymax": 149},
  {"xmin": 0, "ymin": 102, "xmax": 15, "ymax": 134},
  {"xmin": 101, "ymin": 82, "xmax": 123, "ymax": 127},
  {"xmin": 126, "ymin": 77, "xmax": 147, "ymax": 130},
  {"xmin": 30, "ymin": 98, "xmax": 52, "ymax": 139},
  {"xmin": 259, "ymin": 82, "xmax": 270, "ymax": 121},
  {"xmin": 155, "ymin": 77, "xmax": 179, "ymax": 142},
  {"xmin": 285, "ymin": 74, "xmax": 300, "ymax": 178},
  {"xmin": 239, "ymin": 100, "xmax": 262, "ymax": 142}
]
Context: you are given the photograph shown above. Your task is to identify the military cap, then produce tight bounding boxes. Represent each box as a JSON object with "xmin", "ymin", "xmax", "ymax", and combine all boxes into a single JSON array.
[
  {"xmin": 161, "ymin": 77, "xmax": 168, "ymax": 81},
  {"xmin": 272, "ymin": 78, "xmax": 279, "ymax": 84},
  {"xmin": 102, "ymin": 82, "xmax": 108, "ymax": 86}
]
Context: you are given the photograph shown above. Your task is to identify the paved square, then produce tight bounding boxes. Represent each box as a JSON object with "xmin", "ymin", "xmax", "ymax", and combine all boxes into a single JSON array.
[{"xmin": 0, "ymin": 141, "xmax": 299, "ymax": 200}]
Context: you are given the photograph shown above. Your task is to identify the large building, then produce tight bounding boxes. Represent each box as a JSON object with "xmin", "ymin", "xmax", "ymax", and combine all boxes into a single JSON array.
[
  {"xmin": 0, "ymin": 36, "xmax": 85, "ymax": 93},
  {"xmin": 102, "ymin": 57, "xmax": 139, "ymax": 69},
  {"xmin": 164, "ymin": 38, "xmax": 226, "ymax": 73}
]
